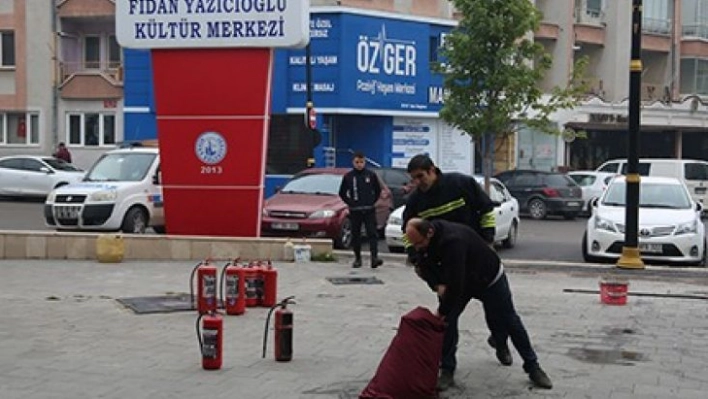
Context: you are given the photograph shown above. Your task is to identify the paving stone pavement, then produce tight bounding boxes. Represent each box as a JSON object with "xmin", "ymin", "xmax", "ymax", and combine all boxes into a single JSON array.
[{"xmin": 1, "ymin": 258, "xmax": 707, "ymax": 399}]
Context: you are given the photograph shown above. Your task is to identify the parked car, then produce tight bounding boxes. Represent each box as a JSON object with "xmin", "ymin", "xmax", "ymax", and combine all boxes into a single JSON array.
[
  {"xmin": 595, "ymin": 158, "xmax": 708, "ymax": 207},
  {"xmin": 567, "ymin": 171, "xmax": 617, "ymax": 215},
  {"xmin": 44, "ymin": 147, "xmax": 165, "ymax": 234},
  {"xmin": 371, "ymin": 167, "xmax": 414, "ymax": 209},
  {"xmin": 495, "ymin": 169, "xmax": 583, "ymax": 220},
  {"xmin": 583, "ymin": 176, "xmax": 706, "ymax": 266},
  {"xmin": 0, "ymin": 155, "xmax": 84, "ymax": 198},
  {"xmin": 385, "ymin": 176, "xmax": 520, "ymax": 252},
  {"xmin": 261, "ymin": 168, "xmax": 393, "ymax": 249}
]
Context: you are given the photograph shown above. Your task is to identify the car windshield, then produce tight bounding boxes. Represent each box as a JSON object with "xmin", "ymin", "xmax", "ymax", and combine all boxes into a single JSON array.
[
  {"xmin": 84, "ymin": 153, "xmax": 157, "ymax": 182},
  {"xmin": 43, "ymin": 158, "xmax": 82, "ymax": 172},
  {"xmin": 545, "ymin": 174, "xmax": 577, "ymax": 187},
  {"xmin": 280, "ymin": 173, "xmax": 342, "ymax": 195},
  {"xmin": 602, "ymin": 182, "xmax": 692, "ymax": 209}
]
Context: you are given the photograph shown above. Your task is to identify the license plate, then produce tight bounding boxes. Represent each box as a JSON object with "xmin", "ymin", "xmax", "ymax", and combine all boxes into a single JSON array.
[
  {"xmin": 55, "ymin": 206, "xmax": 80, "ymax": 219},
  {"xmin": 272, "ymin": 222, "xmax": 299, "ymax": 231},
  {"xmin": 639, "ymin": 243, "xmax": 663, "ymax": 254},
  {"xmin": 695, "ymin": 187, "xmax": 706, "ymax": 194},
  {"xmin": 566, "ymin": 201, "xmax": 581, "ymax": 207}
]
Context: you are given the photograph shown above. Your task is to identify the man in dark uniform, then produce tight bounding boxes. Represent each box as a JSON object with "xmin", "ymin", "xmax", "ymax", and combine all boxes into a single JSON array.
[
  {"xmin": 401, "ymin": 154, "xmax": 509, "ymax": 382},
  {"xmin": 339, "ymin": 151, "xmax": 384, "ymax": 268},
  {"xmin": 405, "ymin": 218, "xmax": 553, "ymax": 391}
]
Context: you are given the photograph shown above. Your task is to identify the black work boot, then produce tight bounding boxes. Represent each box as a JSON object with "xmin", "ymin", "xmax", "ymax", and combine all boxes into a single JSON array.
[
  {"xmin": 436, "ymin": 369, "xmax": 455, "ymax": 391},
  {"xmin": 371, "ymin": 257, "xmax": 383, "ymax": 268},
  {"xmin": 352, "ymin": 258, "xmax": 362, "ymax": 268},
  {"xmin": 487, "ymin": 335, "xmax": 513, "ymax": 366},
  {"xmin": 528, "ymin": 366, "xmax": 553, "ymax": 389}
]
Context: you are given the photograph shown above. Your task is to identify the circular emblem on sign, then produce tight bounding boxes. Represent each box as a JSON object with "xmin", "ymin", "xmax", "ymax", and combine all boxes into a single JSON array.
[{"xmin": 195, "ymin": 131, "xmax": 227, "ymax": 165}]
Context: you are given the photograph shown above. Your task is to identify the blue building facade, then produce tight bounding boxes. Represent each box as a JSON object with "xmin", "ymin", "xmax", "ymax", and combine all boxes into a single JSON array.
[{"xmin": 123, "ymin": 8, "xmax": 469, "ymax": 197}]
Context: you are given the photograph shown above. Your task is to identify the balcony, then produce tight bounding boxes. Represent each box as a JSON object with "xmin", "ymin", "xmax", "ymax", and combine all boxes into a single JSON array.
[
  {"xmin": 57, "ymin": 0, "xmax": 115, "ymax": 19},
  {"xmin": 58, "ymin": 61, "xmax": 123, "ymax": 100},
  {"xmin": 641, "ymin": 83, "xmax": 670, "ymax": 102},
  {"xmin": 574, "ymin": 0, "xmax": 605, "ymax": 46}
]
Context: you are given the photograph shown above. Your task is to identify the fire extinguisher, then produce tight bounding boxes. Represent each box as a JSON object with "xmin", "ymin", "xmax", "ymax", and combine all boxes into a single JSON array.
[
  {"xmin": 220, "ymin": 260, "xmax": 246, "ymax": 315},
  {"xmin": 261, "ymin": 260, "xmax": 278, "ymax": 308},
  {"xmin": 262, "ymin": 296, "xmax": 296, "ymax": 362},
  {"xmin": 196, "ymin": 311, "xmax": 223, "ymax": 370},
  {"xmin": 189, "ymin": 259, "xmax": 218, "ymax": 314},
  {"xmin": 244, "ymin": 263, "xmax": 261, "ymax": 308}
]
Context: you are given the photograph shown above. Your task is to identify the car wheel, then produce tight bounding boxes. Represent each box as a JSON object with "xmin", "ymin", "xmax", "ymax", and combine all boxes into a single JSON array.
[
  {"xmin": 528, "ymin": 198, "xmax": 547, "ymax": 220},
  {"xmin": 121, "ymin": 207, "xmax": 148, "ymax": 234},
  {"xmin": 582, "ymin": 232, "xmax": 602, "ymax": 263},
  {"xmin": 502, "ymin": 220, "xmax": 518, "ymax": 249},
  {"xmin": 334, "ymin": 218, "xmax": 353, "ymax": 249},
  {"xmin": 388, "ymin": 245, "xmax": 405, "ymax": 253}
]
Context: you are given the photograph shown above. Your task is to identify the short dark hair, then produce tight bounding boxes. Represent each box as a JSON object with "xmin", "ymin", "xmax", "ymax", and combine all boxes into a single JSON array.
[
  {"xmin": 407, "ymin": 154, "xmax": 435, "ymax": 173},
  {"xmin": 353, "ymin": 151, "xmax": 366, "ymax": 160},
  {"xmin": 58, "ymin": 142, "xmax": 66, "ymax": 147}
]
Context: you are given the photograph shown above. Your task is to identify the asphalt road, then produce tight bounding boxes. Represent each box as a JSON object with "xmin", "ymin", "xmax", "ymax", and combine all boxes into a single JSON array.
[{"xmin": 0, "ymin": 197, "xmax": 594, "ymax": 263}]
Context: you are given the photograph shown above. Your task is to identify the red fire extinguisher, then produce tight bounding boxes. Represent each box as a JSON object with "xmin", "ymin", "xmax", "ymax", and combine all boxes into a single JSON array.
[
  {"xmin": 262, "ymin": 296, "xmax": 295, "ymax": 362},
  {"xmin": 244, "ymin": 263, "xmax": 261, "ymax": 308},
  {"xmin": 261, "ymin": 260, "xmax": 278, "ymax": 308},
  {"xmin": 196, "ymin": 311, "xmax": 223, "ymax": 370},
  {"xmin": 220, "ymin": 260, "xmax": 246, "ymax": 315},
  {"xmin": 190, "ymin": 259, "xmax": 218, "ymax": 314}
]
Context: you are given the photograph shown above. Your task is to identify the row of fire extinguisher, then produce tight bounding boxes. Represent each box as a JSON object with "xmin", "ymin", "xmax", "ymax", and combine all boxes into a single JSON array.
[
  {"xmin": 189, "ymin": 258, "xmax": 278, "ymax": 315},
  {"xmin": 191, "ymin": 259, "xmax": 294, "ymax": 370}
]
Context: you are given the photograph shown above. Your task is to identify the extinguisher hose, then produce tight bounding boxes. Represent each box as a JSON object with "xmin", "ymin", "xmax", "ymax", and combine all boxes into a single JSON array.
[
  {"xmin": 219, "ymin": 262, "xmax": 231, "ymax": 310},
  {"xmin": 188, "ymin": 261, "xmax": 203, "ymax": 310},
  {"xmin": 196, "ymin": 313, "xmax": 204, "ymax": 355},
  {"xmin": 262, "ymin": 304, "xmax": 278, "ymax": 358}
]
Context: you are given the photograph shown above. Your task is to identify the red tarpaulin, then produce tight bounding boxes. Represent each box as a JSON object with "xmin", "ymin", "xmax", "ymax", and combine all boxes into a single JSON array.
[{"xmin": 360, "ymin": 307, "xmax": 445, "ymax": 399}]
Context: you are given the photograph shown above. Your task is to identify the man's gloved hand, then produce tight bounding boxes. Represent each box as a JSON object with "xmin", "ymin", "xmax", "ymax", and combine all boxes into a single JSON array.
[{"xmin": 481, "ymin": 227, "xmax": 496, "ymax": 245}]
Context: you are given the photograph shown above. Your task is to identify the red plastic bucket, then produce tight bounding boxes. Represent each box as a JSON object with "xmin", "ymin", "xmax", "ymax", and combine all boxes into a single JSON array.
[{"xmin": 599, "ymin": 277, "xmax": 629, "ymax": 305}]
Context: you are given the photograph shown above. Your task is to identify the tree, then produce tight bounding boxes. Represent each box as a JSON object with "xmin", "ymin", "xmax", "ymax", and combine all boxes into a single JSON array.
[{"xmin": 437, "ymin": 0, "xmax": 588, "ymax": 189}]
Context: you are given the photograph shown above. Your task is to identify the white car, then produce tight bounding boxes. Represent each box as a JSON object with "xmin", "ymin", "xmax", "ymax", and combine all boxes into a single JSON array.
[
  {"xmin": 583, "ymin": 176, "xmax": 706, "ymax": 266},
  {"xmin": 385, "ymin": 176, "xmax": 520, "ymax": 252},
  {"xmin": 44, "ymin": 147, "xmax": 165, "ymax": 234},
  {"xmin": 567, "ymin": 171, "xmax": 617, "ymax": 214},
  {"xmin": 0, "ymin": 155, "xmax": 84, "ymax": 198}
]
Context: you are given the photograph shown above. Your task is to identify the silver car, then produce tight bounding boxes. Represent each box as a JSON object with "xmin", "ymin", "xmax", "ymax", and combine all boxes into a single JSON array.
[{"xmin": 0, "ymin": 155, "xmax": 84, "ymax": 198}]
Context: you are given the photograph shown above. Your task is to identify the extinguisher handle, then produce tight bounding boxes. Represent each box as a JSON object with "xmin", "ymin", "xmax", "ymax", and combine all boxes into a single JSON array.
[{"xmin": 280, "ymin": 296, "xmax": 296, "ymax": 307}]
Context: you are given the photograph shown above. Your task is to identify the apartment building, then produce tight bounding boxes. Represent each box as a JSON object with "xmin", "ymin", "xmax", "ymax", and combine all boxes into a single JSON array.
[
  {"xmin": 535, "ymin": 0, "xmax": 708, "ymax": 171},
  {"xmin": 0, "ymin": 0, "xmax": 122, "ymax": 170}
]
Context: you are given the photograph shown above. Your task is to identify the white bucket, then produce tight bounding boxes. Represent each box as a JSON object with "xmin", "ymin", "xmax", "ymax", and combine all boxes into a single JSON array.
[{"xmin": 293, "ymin": 244, "xmax": 312, "ymax": 263}]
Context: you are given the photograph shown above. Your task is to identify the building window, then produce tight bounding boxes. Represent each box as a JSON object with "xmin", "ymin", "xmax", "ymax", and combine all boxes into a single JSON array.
[
  {"xmin": 66, "ymin": 113, "xmax": 116, "ymax": 147},
  {"xmin": 586, "ymin": 0, "xmax": 602, "ymax": 17},
  {"xmin": 84, "ymin": 36, "xmax": 101, "ymax": 69},
  {"xmin": 0, "ymin": 112, "xmax": 40, "ymax": 145},
  {"xmin": 0, "ymin": 31, "xmax": 15, "ymax": 67},
  {"xmin": 680, "ymin": 58, "xmax": 708, "ymax": 95},
  {"xmin": 682, "ymin": 0, "xmax": 708, "ymax": 38},
  {"xmin": 108, "ymin": 35, "xmax": 121, "ymax": 69},
  {"xmin": 643, "ymin": 0, "xmax": 672, "ymax": 34}
]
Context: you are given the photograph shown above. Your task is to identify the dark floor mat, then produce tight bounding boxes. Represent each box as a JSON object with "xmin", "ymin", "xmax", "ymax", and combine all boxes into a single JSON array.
[
  {"xmin": 326, "ymin": 276, "xmax": 384, "ymax": 285},
  {"xmin": 116, "ymin": 293, "xmax": 197, "ymax": 314}
]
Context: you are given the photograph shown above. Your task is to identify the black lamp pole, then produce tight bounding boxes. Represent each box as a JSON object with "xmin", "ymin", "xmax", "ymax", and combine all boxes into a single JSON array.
[
  {"xmin": 617, "ymin": 0, "xmax": 645, "ymax": 269},
  {"xmin": 305, "ymin": 41, "xmax": 316, "ymax": 167}
]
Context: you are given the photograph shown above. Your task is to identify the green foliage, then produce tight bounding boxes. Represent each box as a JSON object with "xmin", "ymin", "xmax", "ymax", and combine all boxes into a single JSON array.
[{"xmin": 436, "ymin": 0, "xmax": 588, "ymax": 170}]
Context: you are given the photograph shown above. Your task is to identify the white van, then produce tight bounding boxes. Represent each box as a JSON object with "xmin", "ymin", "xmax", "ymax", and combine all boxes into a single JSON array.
[
  {"xmin": 44, "ymin": 146, "xmax": 165, "ymax": 233},
  {"xmin": 595, "ymin": 158, "xmax": 708, "ymax": 206}
]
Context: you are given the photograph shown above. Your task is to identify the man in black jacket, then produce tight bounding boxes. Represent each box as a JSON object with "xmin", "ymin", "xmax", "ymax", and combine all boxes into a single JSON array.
[
  {"xmin": 405, "ymin": 218, "xmax": 552, "ymax": 391},
  {"xmin": 338, "ymin": 151, "xmax": 384, "ymax": 268},
  {"xmin": 402, "ymin": 154, "xmax": 509, "ymax": 371}
]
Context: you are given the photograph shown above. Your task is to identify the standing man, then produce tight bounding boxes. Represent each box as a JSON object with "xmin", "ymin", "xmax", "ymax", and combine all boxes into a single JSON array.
[
  {"xmin": 53, "ymin": 142, "xmax": 72, "ymax": 163},
  {"xmin": 402, "ymin": 154, "xmax": 508, "ymax": 368},
  {"xmin": 338, "ymin": 151, "xmax": 384, "ymax": 268},
  {"xmin": 405, "ymin": 218, "xmax": 553, "ymax": 391}
]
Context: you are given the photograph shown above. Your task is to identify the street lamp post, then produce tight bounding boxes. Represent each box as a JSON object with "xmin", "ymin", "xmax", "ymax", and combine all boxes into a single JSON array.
[{"xmin": 617, "ymin": 0, "xmax": 645, "ymax": 269}]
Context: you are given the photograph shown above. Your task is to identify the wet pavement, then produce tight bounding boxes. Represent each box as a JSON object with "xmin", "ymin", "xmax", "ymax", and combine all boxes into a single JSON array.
[{"xmin": 0, "ymin": 258, "xmax": 707, "ymax": 398}]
